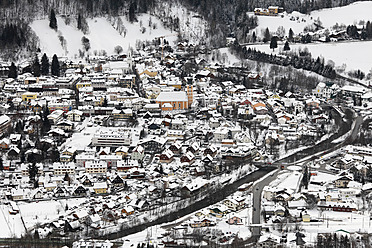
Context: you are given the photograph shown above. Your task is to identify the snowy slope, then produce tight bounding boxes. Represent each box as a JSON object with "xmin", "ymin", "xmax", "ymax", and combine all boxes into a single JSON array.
[
  {"xmin": 252, "ymin": 1, "xmax": 372, "ymax": 37},
  {"xmin": 248, "ymin": 40, "xmax": 372, "ymax": 74},
  {"xmin": 31, "ymin": 14, "xmax": 178, "ymax": 58},
  {"xmin": 248, "ymin": 1, "xmax": 372, "ymax": 74},
  {"xmin": 153, "ymin": 1, "xmax": 209, "ymax": 45}
]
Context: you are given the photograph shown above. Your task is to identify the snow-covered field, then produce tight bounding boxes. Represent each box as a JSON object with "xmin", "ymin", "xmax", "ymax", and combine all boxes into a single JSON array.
[
  {"xmin": 252, "ymin": 1, "xmax": 372, "ymax": 36},
  {"xmin": 247, "ymin": 41, "xmax": 372, "ymax": 74},
  {"xmin": 249, "ymin": 1, "xmax": 372, "ymax": 74},
  {"xmin": 0, "ymin": 204, "xmax": 25, "ymax": 238},
  {"xmin": 0, "ymin": 198, "xmax": 88, "ymax": 238},
  {"xmin": 19, "ymin": 200, "xmax": 66, "ymax": 230},
  {"xmin": 31, "ymin": 14, "xmax": 178, "ymax": 58}
]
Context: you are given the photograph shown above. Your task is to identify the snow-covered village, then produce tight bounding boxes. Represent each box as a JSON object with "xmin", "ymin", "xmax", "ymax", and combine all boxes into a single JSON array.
[{"xmin": 0, "ymin": 0, "xmax": 372, "ymax": 247}]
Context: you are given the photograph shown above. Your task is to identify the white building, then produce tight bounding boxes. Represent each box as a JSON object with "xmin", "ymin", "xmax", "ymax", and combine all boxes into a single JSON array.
[{"xmin": 91, "ymin": 128, "xmax": 132, "ymax": 147}]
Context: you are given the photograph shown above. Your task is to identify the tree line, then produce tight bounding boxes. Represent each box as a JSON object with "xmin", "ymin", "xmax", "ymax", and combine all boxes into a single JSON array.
[
  {"xmin": 8, "ymin": 53, "xmax": 60, "ymax": 78},
  {"xmin": 230, "ymin": 41, "xmax": 337, "ymax": 79}
]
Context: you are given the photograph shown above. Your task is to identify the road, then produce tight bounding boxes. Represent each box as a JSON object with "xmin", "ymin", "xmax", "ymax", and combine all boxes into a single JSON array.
[
  {"xmin": 250, "ymin": 108, "xmax": 363, "ymax": 240},
  {"xmin": 101, "ymin": 167, "xmax": 275, "ymax": 240}
]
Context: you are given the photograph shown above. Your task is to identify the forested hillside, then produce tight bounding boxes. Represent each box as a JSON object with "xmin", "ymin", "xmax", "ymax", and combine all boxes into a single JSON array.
[{"xmin": 0, "ymin": 0, "xmax": 369, "ymax": 59}]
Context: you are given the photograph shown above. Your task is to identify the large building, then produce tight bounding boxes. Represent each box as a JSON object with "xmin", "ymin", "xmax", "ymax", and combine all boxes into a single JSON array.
[
  {"xmin": 156, "ymin": 88, "xmax": 193, "ymax": 111},
  {"xmin": 91, "ymin": 128, "xmax": 132, "ymax": 147}
]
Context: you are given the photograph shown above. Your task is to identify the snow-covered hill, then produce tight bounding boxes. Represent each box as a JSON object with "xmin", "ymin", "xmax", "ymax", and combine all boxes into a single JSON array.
[
  {"xmin": 252, "ymin": 1, "xmax": 372, "ymax": 37},
  {"xmin": 248, "ymin": 1, "xmax": 372, "ymax": 76},
  {"xmin": 248, "ymin": 40, "xmax": 372, "ymax": 74},
  {"xmin": 31, "ymin": 14, "xmax": 178, "ymax": 58}
]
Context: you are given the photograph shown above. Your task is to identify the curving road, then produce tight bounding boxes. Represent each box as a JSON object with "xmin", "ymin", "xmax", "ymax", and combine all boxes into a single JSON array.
[{"xmin": 250, "ymin": 109, "xmax": 363, "ymax": 240}]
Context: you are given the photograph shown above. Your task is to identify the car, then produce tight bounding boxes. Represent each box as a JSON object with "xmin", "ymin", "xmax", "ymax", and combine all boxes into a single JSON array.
[
  {"xmin": 253, "ymin": 207, "xmax": 256, "ymax": 211},
  {"xmin": 256, "ymin": 187, "xmax": 259, "ymax": 191}
]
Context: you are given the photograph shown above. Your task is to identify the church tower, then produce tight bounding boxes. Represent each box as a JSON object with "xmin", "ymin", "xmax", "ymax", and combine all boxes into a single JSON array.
[{"xmin": 187, "ymin": 84, "xmax": 193, "ymax": 108}]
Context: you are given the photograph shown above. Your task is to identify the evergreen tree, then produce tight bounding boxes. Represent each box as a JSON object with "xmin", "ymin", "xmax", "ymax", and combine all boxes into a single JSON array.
[
  {"xmin": 0, "ymin": 157, "xmax": 3, "ymax": 171},
  {"xmin": 41, "ymin": 53, "xmax": 49, "ymax": 75},
  {"xmin": 49, "ymin": 9, "xmax": 57, "ymax": 30},
  {"xmin": 51, "ymin": 54, "xmax": 60, "ymax": 77},
  {"xmin": 77, "ymin": 13, "xmax": 82, "ymax": 30},
  {"xmin": 81, "ymin": 36, "xmax": 91, "ymax": 51},
  {"xmin": 270, "ymin": 36, "xmax": 278, "ymax": 51},
  {"xmin": 284, "ymin": 41, "xmax": 290, "ymax": 51},
  {"xmin": 251, "ymin": 31, "xmax": 256, "ymax": 43},
  {"xmin": 288, "ymin": 28, "xmax": 294, "ymax": 42},
  {"xmin": 263, "ymin": 28, "xmax": 271, "ymax": 43},
  {"xmin": 28, "ymin": 162, "xmax": 38, "ymax": 183},
  {"xmin": 129, "ymin": 3, "xmax": 136, "ymax": 23},
  {"xmin": 32, "ymin": 55, "xmax": 41, "ymax": 77},
  {"xmin": 8, "ymin": 62, "xmax": 17, "ymax": 78},
  {"xmin": 366, "ymin": 21, "xmax": 372, "ymax": 39}
]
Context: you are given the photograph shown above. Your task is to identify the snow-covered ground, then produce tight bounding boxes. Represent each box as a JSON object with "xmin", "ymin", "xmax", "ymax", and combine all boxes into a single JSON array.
[
  {"xmin": 19, "ymin": 200, "xmax": 66, "ymax": 230},
  {"xmin": 31, "ymin": 14, "xmax": 178, "ymax": 58},
  {"xmin": 252, "ymin": 1, "xmax": 372, "ymax": 36},
  {"xmin": 154, "ymin": 2, "xmax": 209, "ymax": 45},
  {"xmin": 247, "ymin": 41, "xmax": 372, "ymax": 74},
  {"xmin": 0, "ymin": 198, "xmax": 88, "ymax": 238},
  {"xmin": 0, "ymin": 204, "xmax": 25, "ymax": 238}
]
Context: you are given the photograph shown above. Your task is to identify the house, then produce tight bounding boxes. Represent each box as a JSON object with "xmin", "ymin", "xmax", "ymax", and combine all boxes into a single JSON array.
[
  {"xmin": 168, "ymin": 141, "xmax": 182, "ymax": 154},
  {"xmin": 223, "ymin": 196, "xmax": 245, "ymax": 211},
  {"xmin": 110, "ymin": 174, "xmax": 124, "ymax": 187},
  {"xmin": 117, "ymin": 159, "xmax": 138, "ymax": 172},
  {"xmin": 122, "ymin": 205, "xmax": 135, "ymax": 216},
  {"xmin": 44, "ymin": 183, "xmax": 57, "ymax": 192},
  {"xmin": 181, "ymin": 178, "xmax": 209, "ymax": 198},
  {"xmin": 30, "ymin": 189, "xmax": 43, "ymax": 200},
  {"xmin": 257, "ymin": 233, "xmax": 281, "ymax": 248},
  {"xmin": 180, "ymin": 151, "xmax": 196, "ymax": 165},
  {"xmin": 115, "ymin": 146, "xmax": 129, "ymax": 158},
  {"xmin": 85, "ymin": 160, "xmax": 107, "ymax": 174},
  {"xmin": 66, "ymin": 109, "xmax": 83, "ymax": 122},
  {"xmin": 7, "ymin": 146, "xmax": 20, "ymax": 160},
  {"xmin": 73, "ymin": 185, "xmax": 87, "ymax": 196},
  {"xmin": 190, "ymin": 218, "xmax": 216, "ymax": 228},
  {"xmin": 209, "ymin": 205, "xmax": 229, "ymax": 218},
  {"xmin": 213, "ymin": 128, "xmax": 229, "ymax": 142},
  {"xmin": 302, "ymin": 212, "xmax": 311, "ymax": 222},
  {"xmin": 99, "ymin": 154, "xmax": 122, "ymax": 169},
  {"xmin": 53, "ymin": 162, "xmax": 76, "ymax": 175},
  {"xmin": 112, "ymin": 109, "xmax": 133, "ymax": 120},
  {"xmin": 73, "ymin": 209, "xmax": 89, "ymax": 223},
  {"xmin": 334, "ymin": 176, "xmax": 352, "ymax": 188},
  {"xmin": 11, "ymin": 189, "xmax": 26, "ymax": 201},
  {"xmin": 160, "ymin": 149, "xmax": 174, "ymax": 163},
  {"xmin": 64, "ymin": 220, "xmax": 81, "ymax": 232},
  {"xmin": 138, "ymin": 137, "xmax": 166, "ymax": 154},
  {"xmin": 227, "ymin": 216, "xmax": 242, "ymax": 225},
  {"xmin": 54, "ymin": 185, "xmax": 69, "ymax": 198},
  {"xmin": 187, "ymin": 142, "xmax": 200, "ymax": 154},
  {"xmin": 0, "ymin": 138, "xmax": 10, "ymax": 149},
  {"xmin": 21, "ymin": 92, "xmax": 37, "ymax": 102},
  {"xmin": 47, "ymin": 110, "xmax": 64, "ymax": 124},
  {"xmin": 147, "ymin": 119, "xmax": 162, "ymax": 135},
  {"xmin": 167, "ymin": 129, "xmax": 185, "ymax": 140},
  {"xmin": 93, "ymin": 182, "xmax": 108, "ymax": 194},
  {"xmin": 131, "ymin": 145, "xmax": 145, "ymax": 161},
  {"xmin": 203, "ymin": 145, "xmax": 218, "ymax": 157}
]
